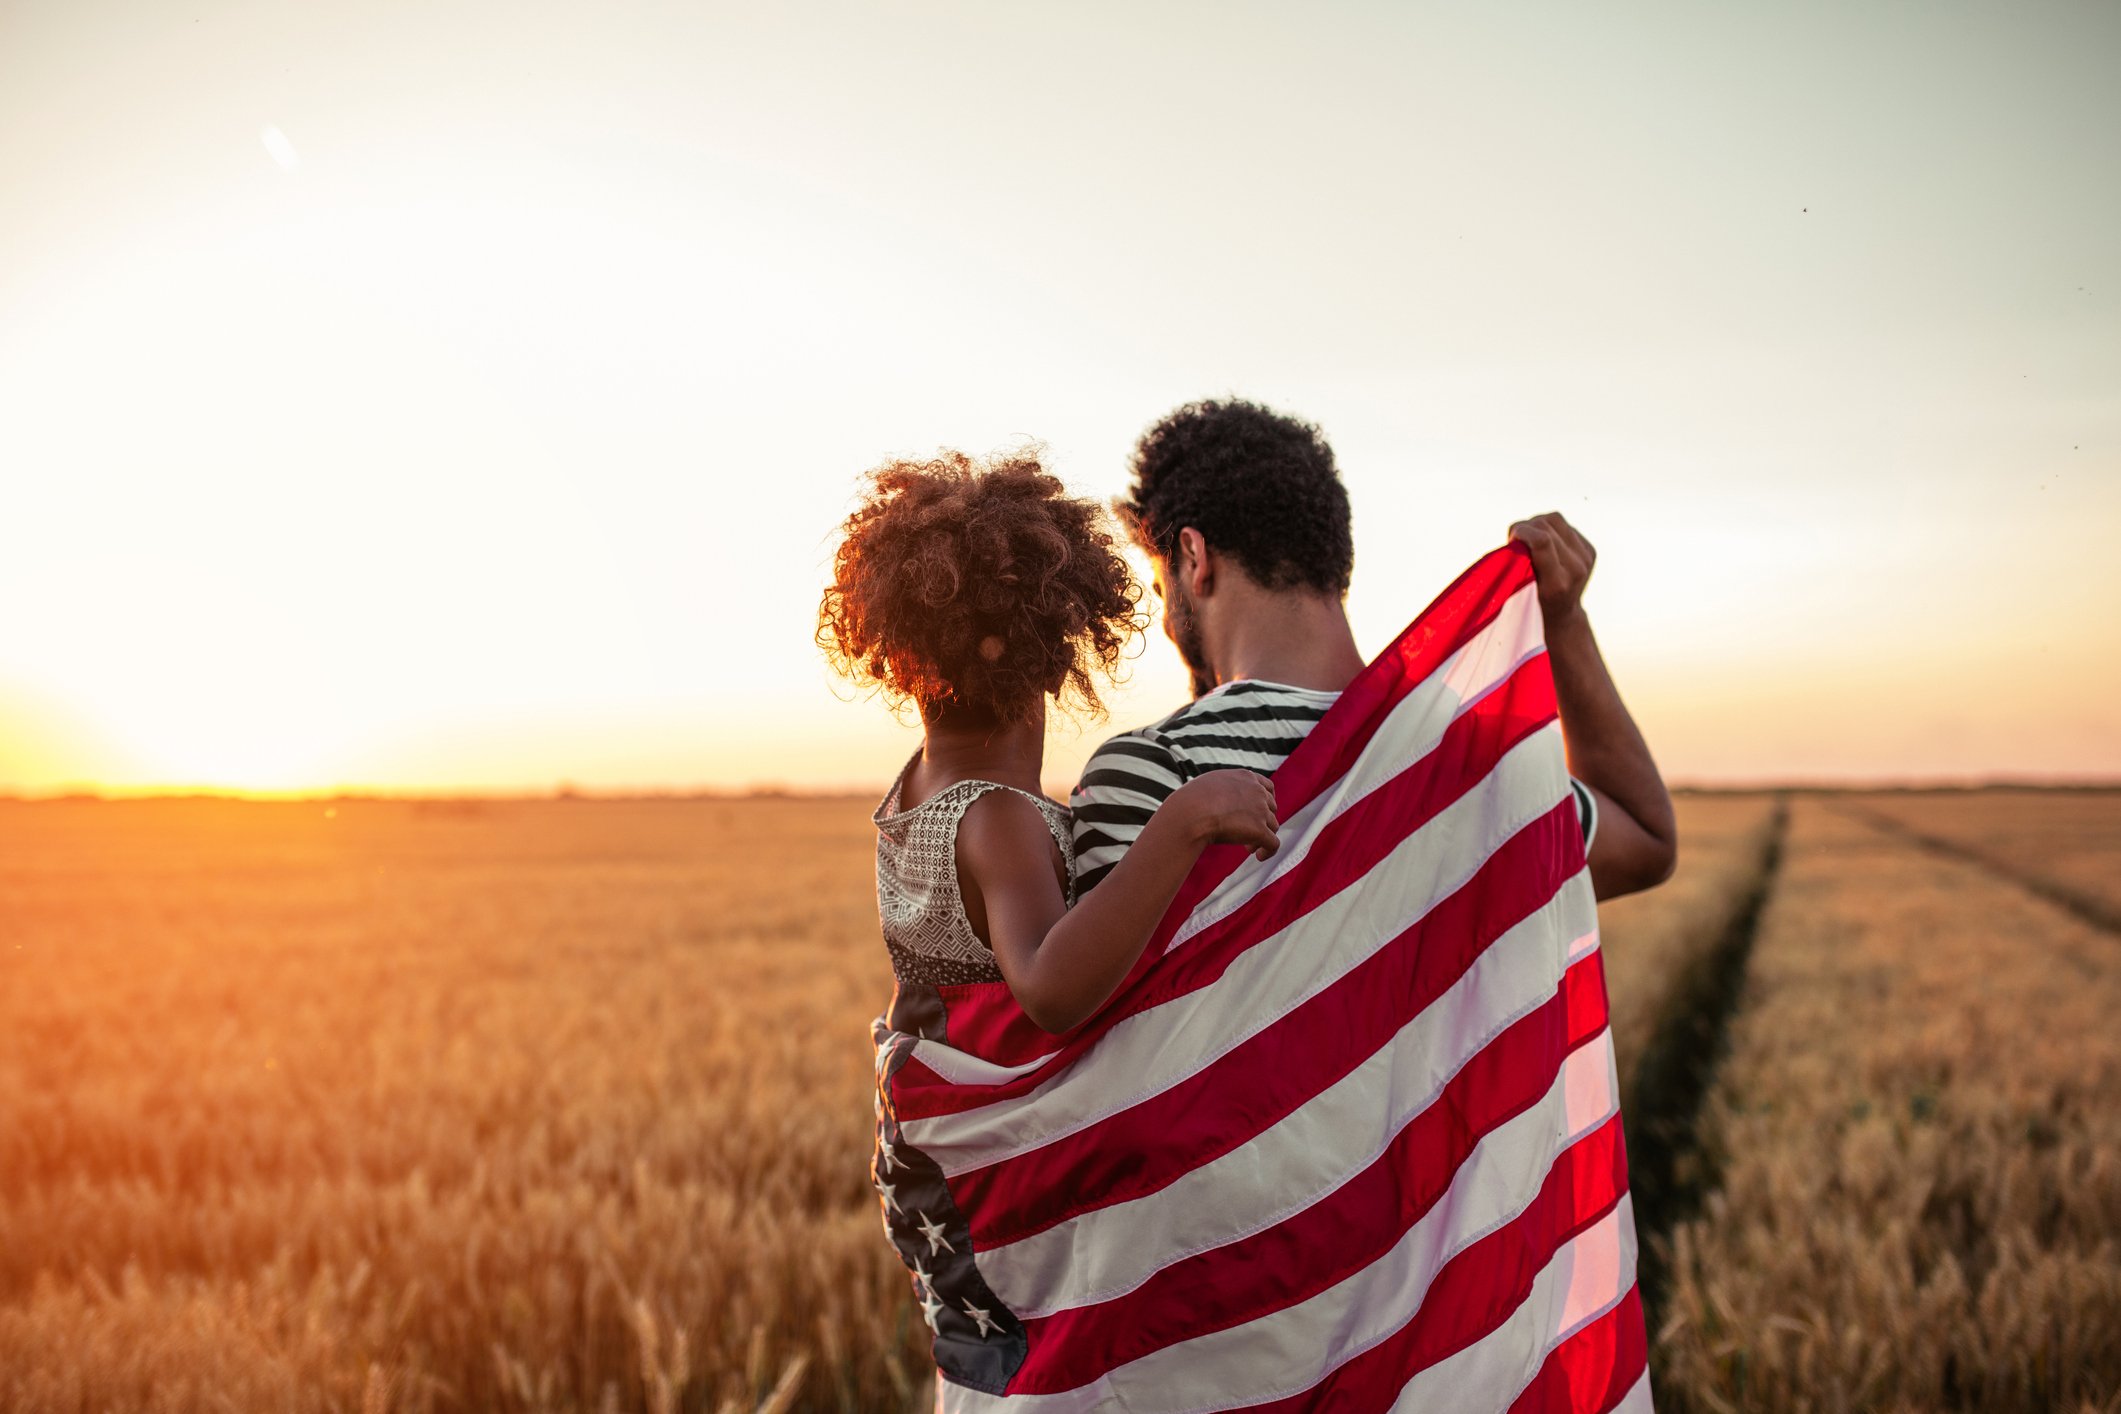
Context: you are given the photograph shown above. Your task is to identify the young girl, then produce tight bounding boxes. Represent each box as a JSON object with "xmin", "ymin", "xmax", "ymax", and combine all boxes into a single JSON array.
[
  {"xmin": 817, "ymin": 447, "xmax": 1280, "ymax": 1035},
  {"xmin": 819, "ymin": 448, "xmax": 1281, "ymax": 1391}
]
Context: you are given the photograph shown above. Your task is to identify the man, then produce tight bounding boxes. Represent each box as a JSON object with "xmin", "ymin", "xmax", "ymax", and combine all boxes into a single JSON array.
[
  {"xmin": 881, "ymin": 398, "xmax": 1667, "ymax": 1405},
  {"xmin": 1072, "ymin": 397, "xmax": 1677, "ymax": 901}
]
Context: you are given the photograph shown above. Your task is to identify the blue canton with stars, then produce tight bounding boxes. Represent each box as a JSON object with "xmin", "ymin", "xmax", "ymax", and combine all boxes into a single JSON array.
[{"xmin": 872, "ymin": 981, "xmax": 1028, "ymax": 1394}]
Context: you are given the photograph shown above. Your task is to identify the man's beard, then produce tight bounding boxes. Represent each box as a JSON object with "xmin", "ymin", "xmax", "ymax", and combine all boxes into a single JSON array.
[{"xmin": 1165, "ymin": 579, "xmax": 1215, "ymax": 700}]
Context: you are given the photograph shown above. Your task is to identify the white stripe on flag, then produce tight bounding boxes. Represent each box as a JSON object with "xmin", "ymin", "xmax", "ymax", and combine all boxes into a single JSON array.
[
  {"xmin": 1172, "ymin": 582, "xmax": 1546, "ymax": 949},
  {"xmin": 942, "ymin": 1035, "xmax": 1625, "ymax": 1413},
  {"xmin": 1388, "ymin": 1202, "xmax": 1640, "ymax": 1414},
  {"xmin": 1612, "ymin": 1370, "xmax": 1655, "ymax": 1414},
  {"xmin": 907, "ymin": 583, "xmax": 1546, "ymax": 1092},
  {"xmin": 975, "ymin": 911, "xmax": 1603, "ymax": 1317},
  {"xmin": 901, "ymin": 725, "xmax": 1583, "ymax": 1173}
]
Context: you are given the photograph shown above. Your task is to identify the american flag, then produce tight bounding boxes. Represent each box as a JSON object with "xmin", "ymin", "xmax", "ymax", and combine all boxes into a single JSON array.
[{"xmin": 872, "ymin": 544, "xmax": 1650, "ymax": 1412}]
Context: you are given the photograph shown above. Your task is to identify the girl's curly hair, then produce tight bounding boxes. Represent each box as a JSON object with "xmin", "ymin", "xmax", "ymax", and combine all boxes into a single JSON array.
[{"xmin": 818, "ymin": 449, "xmax": 1144, "ymax": 724}]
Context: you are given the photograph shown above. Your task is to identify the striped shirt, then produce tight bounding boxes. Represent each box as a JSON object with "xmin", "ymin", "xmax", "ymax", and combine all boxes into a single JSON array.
[{"xmin": 1070, "ymin": 679, "xmax": 1598, "ymax": 894}]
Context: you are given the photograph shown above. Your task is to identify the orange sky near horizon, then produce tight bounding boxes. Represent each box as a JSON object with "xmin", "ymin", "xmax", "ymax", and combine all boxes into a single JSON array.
[{"xmin": 2, "ymin": 1, "xmax": 2118, "ymax": 798}]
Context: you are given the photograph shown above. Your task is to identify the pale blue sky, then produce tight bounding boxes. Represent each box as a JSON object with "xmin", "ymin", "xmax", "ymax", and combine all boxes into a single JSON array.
[{"xmin": 1, "ymin": 2, "xmax": 2116, "ymax": 791}]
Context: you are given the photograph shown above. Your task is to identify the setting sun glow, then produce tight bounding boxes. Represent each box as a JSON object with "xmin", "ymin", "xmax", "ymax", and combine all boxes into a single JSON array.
[{"xmin": 2, "ymin": 3, "xmax": 2117, "ymax": 796}]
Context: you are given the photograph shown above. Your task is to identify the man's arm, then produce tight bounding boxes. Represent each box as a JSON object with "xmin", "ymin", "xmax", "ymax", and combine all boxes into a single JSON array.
[{"xmin": 1509, "ymin": 514, "xmax": 1678, "ymax": 899}]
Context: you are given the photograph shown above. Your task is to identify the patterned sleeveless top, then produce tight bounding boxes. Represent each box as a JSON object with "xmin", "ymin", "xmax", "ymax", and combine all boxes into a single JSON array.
[{"xmin": 872, "ymin": 751, "xmax": 1075, "ymax": 986}]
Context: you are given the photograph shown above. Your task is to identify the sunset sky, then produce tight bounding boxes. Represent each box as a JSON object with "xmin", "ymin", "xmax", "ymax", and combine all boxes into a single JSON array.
[{"xmin": 2, "ymin": 1, "xmax": 2116, "ymax": 795}]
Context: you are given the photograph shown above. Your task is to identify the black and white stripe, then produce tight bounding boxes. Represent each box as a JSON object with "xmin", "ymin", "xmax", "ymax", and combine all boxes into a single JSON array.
[{"xmin": 1069, "ymin": 679, "xmax": 1596, "ymax": 894}]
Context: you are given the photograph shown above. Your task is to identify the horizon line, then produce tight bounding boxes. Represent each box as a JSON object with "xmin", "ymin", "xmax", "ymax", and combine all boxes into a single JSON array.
[{"xmin": 6, "ymin": 773, "xmax": 2121, "ymax": 805}]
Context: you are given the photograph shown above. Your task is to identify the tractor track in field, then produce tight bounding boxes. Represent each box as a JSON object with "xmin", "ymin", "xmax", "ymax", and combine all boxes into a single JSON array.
[
  {"xmin": 1830, "ymin": 801, "xmax": 2121, "ymax": 939},
  {"xmin": 1624, "ymin": 794, "xmax": 1789, "ymax": 1335}
]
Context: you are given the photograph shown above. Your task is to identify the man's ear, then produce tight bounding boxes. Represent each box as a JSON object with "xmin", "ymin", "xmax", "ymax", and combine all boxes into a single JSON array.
[{"xmin": 1176, "ymin": 527, "xmax": 1212, "ymax": 597}]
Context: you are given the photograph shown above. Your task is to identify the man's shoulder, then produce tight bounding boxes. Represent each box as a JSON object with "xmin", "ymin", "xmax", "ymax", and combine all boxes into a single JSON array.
[
  {"xmin": 1069, "ymin": 716, "xmax": 1192, "ymax": 893},
  {"xmin": 1072, "ymin": 681, "xmax": 1340, "ymax": 802},
  {"xmin": 1073, "ymin": 719, "xmax": 1186, "ymax": 798},
  {"xmin": 1145, "ymin": 681, "xmax": 1338, "ymax": 776},
  {"xmin": 1156, "ymin": 681, "xmax": 1339, "ymax": 733},
  {"xmin": 1098, "ymin": 681, "xmax": 1338, "ymax": 750}
]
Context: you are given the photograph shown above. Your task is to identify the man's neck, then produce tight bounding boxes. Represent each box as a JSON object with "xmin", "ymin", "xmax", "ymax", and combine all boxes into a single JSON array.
[{"xmin": 1208, "ymin": 588, "xmax": 1366, "ymax": 694}]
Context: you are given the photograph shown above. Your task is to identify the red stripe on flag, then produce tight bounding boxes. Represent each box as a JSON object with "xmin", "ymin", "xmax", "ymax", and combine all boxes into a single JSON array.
[
  {"xmin": 1116, "ymin": 663, "xmax": 1565, "ymax": 1010},
  {"xmin": 903, "ymin": 546, "xmax": 1541, "ymax": 1079},
  {"xmin": 1148, "ymin": 544, "xmax": 1541, "ymax": 962},
  {"xmin": 1002, "ymin": 967, "xmax": 1615, "ymax": 1391},
  {"xmin": 908, "ymin": 980, "xmax": 1056, "ymax": 1082},
  {"xmin": 1507, "ymin": 1284, "xmax": 1649, "ymax": 1414},
  {"xmin": 1229, "ymin": 1114, "xmax": 1633, "ymax": 1413},
  {"xmin": 1275, "ymin": 543, "xmax": 1539, "ymax": 818},
  {"xmin": 889, "ymin": 661, "xmax": 1564, "ymax": 1121},
  {"xmin": 952, "ymin": 800, "xmax": 1590, "ymax": 1249}
]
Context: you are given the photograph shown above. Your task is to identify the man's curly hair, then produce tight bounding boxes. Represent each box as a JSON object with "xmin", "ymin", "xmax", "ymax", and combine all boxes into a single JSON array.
[
  {"xmin": 1119, "ymin": 398, "xmax": 1353, "ymax": 595},
  {"xmin": 818, "ymin": 449, "xmax": 1144, "ymax": 724}
]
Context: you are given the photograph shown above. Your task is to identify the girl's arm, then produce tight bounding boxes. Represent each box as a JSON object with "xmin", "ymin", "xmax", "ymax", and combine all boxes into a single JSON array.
[{"xmin": 957, "ymin": 770, "xmax": 1279, "ymax": 1034}]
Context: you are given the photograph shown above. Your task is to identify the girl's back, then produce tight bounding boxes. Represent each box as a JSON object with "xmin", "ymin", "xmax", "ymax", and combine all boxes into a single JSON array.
[{"xmin": 873, "ymin": 754, "xmax": 1073, "ymax": 987}]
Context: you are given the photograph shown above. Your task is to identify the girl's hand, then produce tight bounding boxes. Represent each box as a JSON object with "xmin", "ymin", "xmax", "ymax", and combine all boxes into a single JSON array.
[{"xmin": 1171, "ymin": 769, "xmax": 1281, "ymax": 861}]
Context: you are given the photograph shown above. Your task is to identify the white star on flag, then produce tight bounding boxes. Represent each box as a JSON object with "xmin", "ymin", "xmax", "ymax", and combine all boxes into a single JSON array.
[
  {"xmin": 877, "ymin": 1134, "xmax": 899, "ymax": 1173},
  {"xmin": 914, "ymin": 1210, "xmax": 955, "ymax": 1254},
  {"xmin": 911, "ymin": 1261, "xmax": 946, "ymax": 1329},
  {"xmin": 861, "ymin": 548, "xmax": 1657, "ymax": 1407},
  {"xmin": 877, "ymin": 1177, "xmax": 902, "ymax": 1213}
]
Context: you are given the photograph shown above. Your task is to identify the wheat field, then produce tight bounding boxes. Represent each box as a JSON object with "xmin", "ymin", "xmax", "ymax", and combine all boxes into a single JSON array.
[
  {"xmin": 1841, "ymin": 789, "xmax": 2121, "ymax": 932},
  {"xmin": 1594, "ymin": 795, "xmax": 1782, "ymax": 1121},
  {"xmin": 0, "ymin": 798, "xmax": 920, "ymax": 1413},
  {"xmin": 1658, "ymin": 799, "xmax": 2121, "ymax": 1412},
  {"xmin": 1, "ymin": 790, "xmax": 2115, "ymax": 1411}
]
